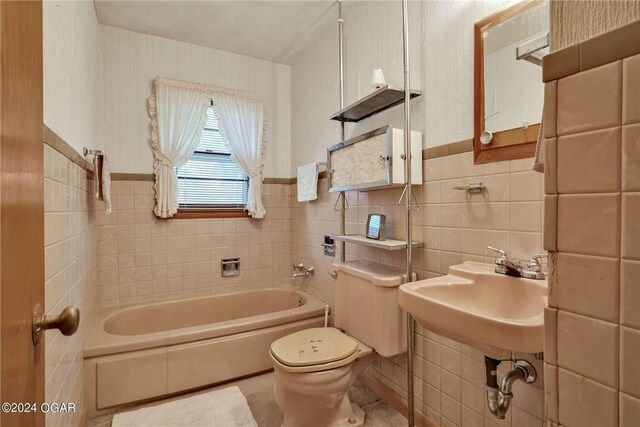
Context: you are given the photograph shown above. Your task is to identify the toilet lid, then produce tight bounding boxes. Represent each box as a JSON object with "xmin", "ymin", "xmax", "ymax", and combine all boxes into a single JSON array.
[{"xmin": 270, "ymin": 327, "xmax": 359, "ymax": 367}]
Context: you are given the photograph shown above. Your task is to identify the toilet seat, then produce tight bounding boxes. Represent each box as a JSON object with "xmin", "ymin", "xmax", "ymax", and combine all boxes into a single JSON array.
[{"xmin": 270, "ymin": 327, "xmax": 372, "ymax": 373}]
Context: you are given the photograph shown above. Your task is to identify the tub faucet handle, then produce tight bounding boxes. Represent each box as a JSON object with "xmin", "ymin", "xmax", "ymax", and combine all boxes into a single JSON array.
[{"xmin": 292, "ymin": 263, "xmax": 314, "ymax": 278}]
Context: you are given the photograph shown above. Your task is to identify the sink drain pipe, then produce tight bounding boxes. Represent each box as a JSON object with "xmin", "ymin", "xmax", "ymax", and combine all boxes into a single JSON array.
[{"xmin": 484, "ymin": 356, "xmax": 537, "ymax": 419}]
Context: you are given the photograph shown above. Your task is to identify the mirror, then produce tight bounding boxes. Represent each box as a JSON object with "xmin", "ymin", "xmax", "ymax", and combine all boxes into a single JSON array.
[{"xmin": 474, "ymin": 0, "xmax": 549, "ymax": 163}]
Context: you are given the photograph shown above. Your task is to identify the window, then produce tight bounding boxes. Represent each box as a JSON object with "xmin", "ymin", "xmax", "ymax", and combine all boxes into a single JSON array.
[{"xmin": 176, "ymin": 106, "xmax": 248, "ymax": 211}]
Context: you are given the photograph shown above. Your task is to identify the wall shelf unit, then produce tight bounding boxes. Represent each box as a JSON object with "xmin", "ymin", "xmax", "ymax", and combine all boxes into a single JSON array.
[
  {"xmin": 329, "ymin": 85, "xmax": 421, "ymax": 123},
  {"xmin": 330, "ymin": 2, "xmax": 418, "ymax": 423},
  {"xmin": 332, "ymin": 234, "xmax": 422, "ymax": 251}
]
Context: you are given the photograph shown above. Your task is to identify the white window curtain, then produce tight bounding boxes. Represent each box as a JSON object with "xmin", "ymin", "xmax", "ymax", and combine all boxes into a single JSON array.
[
  {"xmin": 148, "ymin": 78, "xmax": 210, "ymax": 218},
  {"xmin": 211, "ymin": 93, "xmax": 267, "ymax": 219},
  {"xmin": 148, "ymin": 76, "xmax": 267, "ymax": 219}
]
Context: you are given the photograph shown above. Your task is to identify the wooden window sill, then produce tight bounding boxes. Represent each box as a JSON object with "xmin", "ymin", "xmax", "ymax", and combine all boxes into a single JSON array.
[{"xmin": 169, "ymin": 210, "xmax": 250, "ymax": 219}]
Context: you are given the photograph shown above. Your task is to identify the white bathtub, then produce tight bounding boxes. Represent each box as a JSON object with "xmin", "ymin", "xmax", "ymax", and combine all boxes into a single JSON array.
[{"xmin": 84, "ymin": 288, "xmax": 325, "ymax": 416}]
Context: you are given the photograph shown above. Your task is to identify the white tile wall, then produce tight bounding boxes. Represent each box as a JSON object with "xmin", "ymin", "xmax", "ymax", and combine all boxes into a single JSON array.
[
  {"xmin": 44, "ymin": 144, "xmax": 98, "ymax": 426},
  {"xmin": 97, "ymin": 181, "xmax": 293, "ymax": 307}
]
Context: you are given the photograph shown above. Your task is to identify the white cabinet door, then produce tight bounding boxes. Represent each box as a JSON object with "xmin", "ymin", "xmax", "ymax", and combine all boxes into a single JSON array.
[{"xmin": 328, "ymin": 125, "xmax": 422, "ymax": 192}]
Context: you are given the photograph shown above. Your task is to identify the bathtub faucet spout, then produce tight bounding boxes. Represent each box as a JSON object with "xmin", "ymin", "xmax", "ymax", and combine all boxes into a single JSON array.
[{"xmin": 292, "ymin": 263, "xmax": 315, "ymax": 279}]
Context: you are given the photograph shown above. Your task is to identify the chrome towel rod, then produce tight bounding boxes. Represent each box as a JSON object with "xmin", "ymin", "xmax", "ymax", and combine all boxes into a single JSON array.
[{"xmin": 453, "ymin": 182, "xmax": 485, "ymax": 193}]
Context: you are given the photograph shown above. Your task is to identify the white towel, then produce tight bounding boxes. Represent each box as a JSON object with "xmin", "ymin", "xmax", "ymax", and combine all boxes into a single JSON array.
[
  {"xmin": 532, "ymin": 117, "xmax": 544, "ymax": 173},
  {"xmin": 297, "ymin": 163, "xmax": 319, "ymax": 202},
  {"xmin": 94, "ymin": 153, "xmax": 112, "ymax": 215}
]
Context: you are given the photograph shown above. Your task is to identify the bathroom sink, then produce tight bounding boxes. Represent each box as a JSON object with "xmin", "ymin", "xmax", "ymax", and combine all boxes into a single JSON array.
[{"xmin": 399, "ymin": 262, "xmax": 547, "ymax": 358}]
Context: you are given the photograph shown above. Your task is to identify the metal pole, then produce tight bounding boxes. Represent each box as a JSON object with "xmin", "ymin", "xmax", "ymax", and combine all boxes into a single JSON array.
[
  {"xmin": 401, "ymin": 0, "xmax": 415, "ymax": 425},
  {"xmin": 338, "ymin": 0, "xmax": 346, "ymax": 262}
]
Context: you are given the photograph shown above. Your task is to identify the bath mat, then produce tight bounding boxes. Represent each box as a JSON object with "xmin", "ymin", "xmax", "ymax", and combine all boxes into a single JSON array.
[{"xmin": 111, "ymin": 386, "xmax": 258, "ymax": 427}]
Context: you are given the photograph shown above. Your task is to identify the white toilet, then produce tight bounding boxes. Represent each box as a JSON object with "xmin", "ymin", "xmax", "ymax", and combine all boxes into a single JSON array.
[{"xmin": 270, "ymin": 261, "xmax": 413, "ymax": 427}]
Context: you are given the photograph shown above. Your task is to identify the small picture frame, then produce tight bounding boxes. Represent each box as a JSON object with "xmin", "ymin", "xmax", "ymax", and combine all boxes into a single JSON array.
[{"xmin": 366, "ymin": 214, "xmax": 386, "ymax": 240}]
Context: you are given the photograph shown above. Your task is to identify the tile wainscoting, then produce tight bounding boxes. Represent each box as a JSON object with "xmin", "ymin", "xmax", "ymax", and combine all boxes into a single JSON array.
[
  {"xmin": 97, "ymin": 146, "xmax": 544, "ymax": 425},
  {"xmin": 92, "ymin": 145, "xmax": 545, "ymax": 427},
  {"xmin": 97, "ymin": 145, "xmax": 546, "ymax": 427},
  {"xmin": 290, "ymin": 150, "xmax": 546, "ymax": 427},
  {"xmin": 44, "ymin": 133, "xmax": 99, "ymax": 426}
]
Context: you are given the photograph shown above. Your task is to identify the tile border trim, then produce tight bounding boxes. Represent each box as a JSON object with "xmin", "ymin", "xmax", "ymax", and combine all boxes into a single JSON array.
[
  {"xmin": 109, "ymin": 174, "xmax": 297, "ymax": 184},
  {"xmin": 422, "ymin": 138, "xmax": 473, "ymax": 160},
  {"xmin": 543, "ymin": 19, "xmax": 640, "ymax": 82},
  {"xmin": 42, "ymin": 126, "xmax": 300, "ymax": 185},
  {"xmin": 263, "ymin": 177, "xmax": 296, "ymax": 185},
  {"xmin": 43, "ymin": 125, "xmax": 94, "ymax": 172},
  {"xmin": 109, "ymin": 140, "xmax": 473, "ymax": 184},
  {"xmin": 110, "ymin": 173, "xmax": 155, "ymax": 181}
]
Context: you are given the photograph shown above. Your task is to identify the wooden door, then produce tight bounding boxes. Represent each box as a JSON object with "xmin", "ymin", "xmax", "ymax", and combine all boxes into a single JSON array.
[{"xmin": 0, "ymin": 1, "xmax": 45, "ymax": 426}]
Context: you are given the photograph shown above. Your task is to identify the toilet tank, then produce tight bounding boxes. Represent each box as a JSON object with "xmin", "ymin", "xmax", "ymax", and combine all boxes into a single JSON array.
[{"xmin": 332, "ymin": 261, "xmax": 416, "ymax": 358}]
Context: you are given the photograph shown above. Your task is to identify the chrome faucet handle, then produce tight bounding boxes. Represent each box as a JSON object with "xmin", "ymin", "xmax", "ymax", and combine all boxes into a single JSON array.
[
  {"xmin": 527, "ymin": 254, "xmax": 547, "ymax": 272},
  {"xmin": 530, "ymin": 253, "xmax": 547, "ymax": 263},
  {"xmin": 293, "ymin": 262, "xmax": 304, "ymax": 270},
  {"xmin": 487, "ymin": 246, "xmax": 508, "ymax": 258},
  {"xmin": 521, "ymin": 253, "xmax": 547, "ymax": 280}
]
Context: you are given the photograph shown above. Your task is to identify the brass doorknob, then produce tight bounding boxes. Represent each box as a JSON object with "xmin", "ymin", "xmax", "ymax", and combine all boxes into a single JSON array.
[{"xmin": 32, "ymin": 304, "xmax": 80, "ymax": 345}]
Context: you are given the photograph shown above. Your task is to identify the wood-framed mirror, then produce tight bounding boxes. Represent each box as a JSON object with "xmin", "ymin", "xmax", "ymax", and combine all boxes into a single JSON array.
[{"xmin": 473, "ymin": 0, "xmax": 549, "ymax": 164}]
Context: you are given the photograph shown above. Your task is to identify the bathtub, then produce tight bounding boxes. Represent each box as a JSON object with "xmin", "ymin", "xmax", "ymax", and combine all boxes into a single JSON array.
[{"xmin": 84, "ymin": 288, "xmax": 325, "ymax": 416}]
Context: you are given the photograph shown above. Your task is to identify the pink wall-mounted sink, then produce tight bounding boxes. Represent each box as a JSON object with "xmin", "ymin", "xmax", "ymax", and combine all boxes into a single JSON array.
[{"xmin": 399, "ymin": 262, "xmax": 547, "ymax": 358}]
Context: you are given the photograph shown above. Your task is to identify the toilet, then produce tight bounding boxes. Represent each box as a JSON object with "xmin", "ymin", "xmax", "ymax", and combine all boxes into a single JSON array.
[{"xmin": 270, "ymin": 260, "xmax": 414, "ymax": 427}]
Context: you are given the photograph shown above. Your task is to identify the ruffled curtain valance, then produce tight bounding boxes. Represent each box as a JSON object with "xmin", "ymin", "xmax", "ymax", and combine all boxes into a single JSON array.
[{"xmin": 148, "ymin": 76, "xmax": 267, "ymax": 219}]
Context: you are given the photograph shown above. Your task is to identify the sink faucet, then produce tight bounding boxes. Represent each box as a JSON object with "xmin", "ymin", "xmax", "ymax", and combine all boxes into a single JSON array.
[
  {"xmin": 487, "ymin": 247, "xmax": 545, "ymax": 280},
  {"xmin": 292, "ymin": 262, "xmax": 315, "ymax": 279}
]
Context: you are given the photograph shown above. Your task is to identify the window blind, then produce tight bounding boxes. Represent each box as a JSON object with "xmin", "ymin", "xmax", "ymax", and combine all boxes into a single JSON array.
[{"xmin": 176, "ymin": 106, "xmax": 248, "ymax": 210}]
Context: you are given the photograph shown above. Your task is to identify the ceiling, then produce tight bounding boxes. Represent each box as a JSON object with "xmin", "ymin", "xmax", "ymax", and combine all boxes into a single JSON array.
[{"xmin": 94, "ymin": 1, "xmax": 339, "ymax": 64}]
